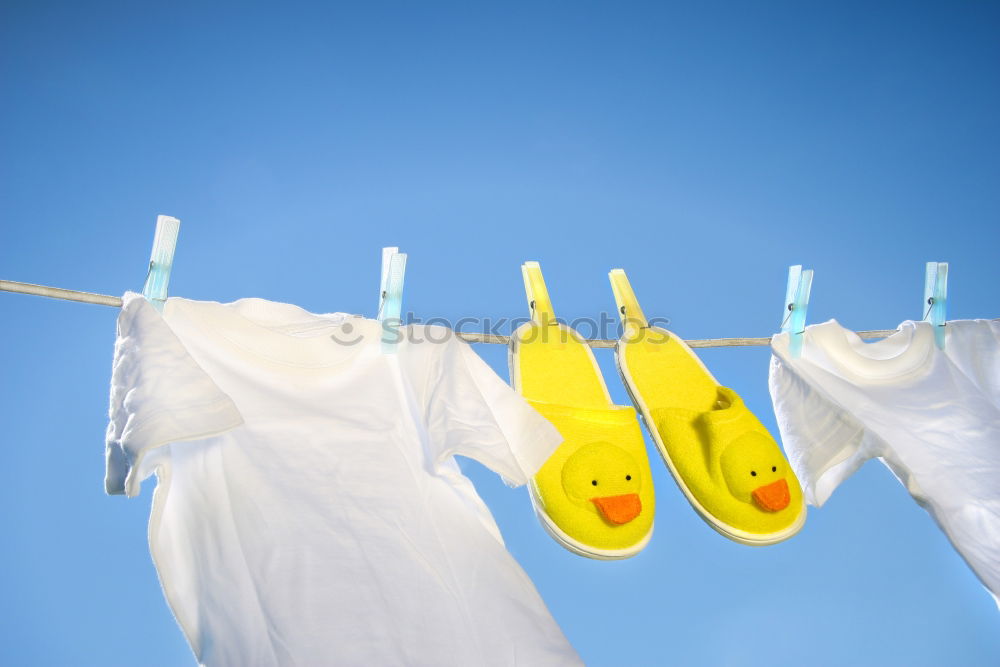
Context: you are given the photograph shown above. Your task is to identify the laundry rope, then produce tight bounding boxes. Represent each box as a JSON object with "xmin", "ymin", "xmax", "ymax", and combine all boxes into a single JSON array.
[{"xmin": 0, "ymin": 278, "xmax": 911, "ymax": 348}]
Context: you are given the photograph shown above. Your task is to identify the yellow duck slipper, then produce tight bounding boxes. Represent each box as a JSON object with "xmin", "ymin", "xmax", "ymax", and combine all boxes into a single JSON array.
[
  {"xmin": 608, "ymin": 269, "xmax": 805, "ymax": 545},
  {"xmin": 510, "ymin": 262, "xmax": 654, "ymax": 559}
]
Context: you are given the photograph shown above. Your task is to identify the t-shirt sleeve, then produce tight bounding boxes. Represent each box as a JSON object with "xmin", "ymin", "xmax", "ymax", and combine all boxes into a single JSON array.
[
  {"xmin": 943, "ymin": 319, "xmax": 1000, "ymax": 408},
  {"xmin": 106, "ymin": 293, "xmax": 244, "ymax": 498},
  {"xmin": 768, "ymin": 351, "xmax": 871, "ymax": 507},
  {"xmin": 422, "ymin": 333, "xmax": 563, "ymax": 486}
]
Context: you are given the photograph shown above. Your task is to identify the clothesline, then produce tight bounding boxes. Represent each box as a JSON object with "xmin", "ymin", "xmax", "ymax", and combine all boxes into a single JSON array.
[{"xmin": 0, "ymin": 278, "xmax": 902, "ymax": 348}]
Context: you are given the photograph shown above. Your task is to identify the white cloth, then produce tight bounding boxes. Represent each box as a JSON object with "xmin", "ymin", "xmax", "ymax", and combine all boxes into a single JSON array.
[
  {"xmin": 106, "ymin": 292, "xmax": 579, "ymax": 666},
  {"xmin": 769, "ymin": 318, "xmax": 1000, "ymax": 605}
]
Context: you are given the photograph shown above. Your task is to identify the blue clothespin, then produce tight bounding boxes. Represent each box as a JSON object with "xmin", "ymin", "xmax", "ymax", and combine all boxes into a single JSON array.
[
  {"xmin": 141, "ymin": 215, "xmax": 181, "ymax": 312},
  {"xmin": 781, "ymin": 265, "xmax": 814, "ymax": 358},
  {"xmin": 378, "ymin": 247, "xmax": 407, "ymax": 353},
  {"xmin": 923, "ymin": 261, "xmax": 948, "ymax": 349}
]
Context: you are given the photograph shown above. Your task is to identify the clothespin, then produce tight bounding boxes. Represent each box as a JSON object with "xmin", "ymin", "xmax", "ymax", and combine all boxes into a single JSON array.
[
  {"xmin": 141, "ymin": 215, "xmax": 181, "ymax": 312},
  {"xmin": 781, "ymin": 265, "xmax": 814, "ymax": 358},
  {"xmin": 378, "ymin": 247, "xmax": 407, "ymax": 353},
  {"xmin": 923, "ymin": 261, "xmax": 948, "ymax": 349},
  {"xmin": 608, "ymin": 269, "xmax": 647, "ymax": 340},
  {"xmin": 521, "ymin": 261, "xmax": 555, "ymax": 325}
]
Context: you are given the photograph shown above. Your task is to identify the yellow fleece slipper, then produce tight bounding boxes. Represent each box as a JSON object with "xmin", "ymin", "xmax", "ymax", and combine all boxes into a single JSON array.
[
  {"xmin": 510, "ymin": 262, "xmax": 654, "ymax": 559},
  {"xmin": 609, "ymin": 269, "xmax": 805, "ymax": 545}
]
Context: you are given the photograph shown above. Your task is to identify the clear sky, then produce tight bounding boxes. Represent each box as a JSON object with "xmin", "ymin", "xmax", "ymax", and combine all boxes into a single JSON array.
[{"xmin": 1, "ymin": 2, "xmax": 999, "ymax": 665}]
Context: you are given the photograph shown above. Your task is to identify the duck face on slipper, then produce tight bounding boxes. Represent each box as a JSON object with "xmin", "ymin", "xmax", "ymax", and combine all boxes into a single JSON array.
[
  {"xmin": 694, "ymin": 387, "xmax": 805, "ymax": 538},
  {"xmin": 720, "ymin": 433, "xmax": 792, "ymax": 512},
  {"xmin": 562, "ymin": 442, "xmax": 644, "ymax": 525},
  {"xmin": 649, "ymin": 385, "xmax": 805, "ymax": 543},
  {"xmin": 528, "ymin": 403, "xmax": 655, "ymax": 558}
]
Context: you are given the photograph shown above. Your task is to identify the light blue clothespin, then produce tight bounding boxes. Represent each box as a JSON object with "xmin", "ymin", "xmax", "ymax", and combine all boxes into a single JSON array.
[
  {"xmin": 141, "ymin": 215, "xmax": 181, "ymax": 312},
  {"xmin": 781, "ymin": 265, "xmax": 814, "ymax": 358},
  {"xmin": 378, "ymin": 246, "xmax": 407, "ymax": 353},
  {"xmin": 923, "ymin": 261, "xmax": 948, "ymax": 349}
]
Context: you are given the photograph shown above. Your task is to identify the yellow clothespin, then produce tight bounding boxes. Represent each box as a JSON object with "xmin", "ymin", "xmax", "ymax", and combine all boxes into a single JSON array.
[
  {"xmin": 608, "ymin": 269, "xmax": 647, "ymax": 340},
  {"xmin": 521, "ymin": 261, "xmax": 556, "ymax": 326}
]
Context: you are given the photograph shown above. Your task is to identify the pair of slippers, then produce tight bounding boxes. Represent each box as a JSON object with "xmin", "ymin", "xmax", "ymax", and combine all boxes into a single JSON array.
[{"xmin": 509, "ymin": 263, "xmax": 806, "ymax": 559}]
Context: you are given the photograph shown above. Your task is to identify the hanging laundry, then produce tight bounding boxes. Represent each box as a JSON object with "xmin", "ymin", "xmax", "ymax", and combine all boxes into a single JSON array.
[
  {"xmin": 105, "ymin": 292, "xmax": 581, "ymax": 666},
  {"xmin": 611, "ymin": 269, "xmax": 807, "ymax": 546},
  {"xmin": 510, "ymin": 263, "xmax": 655, "ymax": 560},
  {"xmin": 769, "ymin": 319, "xmax": 1000, "ymax": 605}
]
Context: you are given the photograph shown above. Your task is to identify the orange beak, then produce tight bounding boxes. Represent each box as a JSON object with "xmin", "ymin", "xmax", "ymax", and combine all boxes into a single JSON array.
[
  {"xmin": 752, "ymin": 479, "xmax": 790, "ymax": 511},
  {"xmin": 591, "ymin": 493, "xmax": 642, "ymax": 524}
]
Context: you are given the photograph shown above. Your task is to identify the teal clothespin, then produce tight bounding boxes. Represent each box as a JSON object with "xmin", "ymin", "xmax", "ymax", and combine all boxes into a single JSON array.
[
  {"xmin": 923, "ymin": 261, "xmax": 948, "ymax": 349},
  {"xmin": 378, "ymin": 247, "xmax": 407, "ymax": 353},
  {"xmin": 141, "ymin": 215, "xmax": 181, "ymax": 312},
  {"xmin": 781, "ymin": 265, "xmax": 814, "ymax": 358}
]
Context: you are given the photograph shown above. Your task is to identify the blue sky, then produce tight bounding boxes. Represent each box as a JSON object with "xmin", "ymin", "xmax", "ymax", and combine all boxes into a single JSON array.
[{"xmin": 1, "ymin": 1, "xmax": 998, "ymax": 665}]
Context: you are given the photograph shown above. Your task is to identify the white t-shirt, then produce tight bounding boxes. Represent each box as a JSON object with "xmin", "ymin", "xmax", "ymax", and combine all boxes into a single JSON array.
[
  {"xmin": 769, "ymin": 319, "xmax": 1000, "ymax": 604},
  {"xmin": 106, "ymin": 292, "xmax": 580, "ymax": 666}
]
